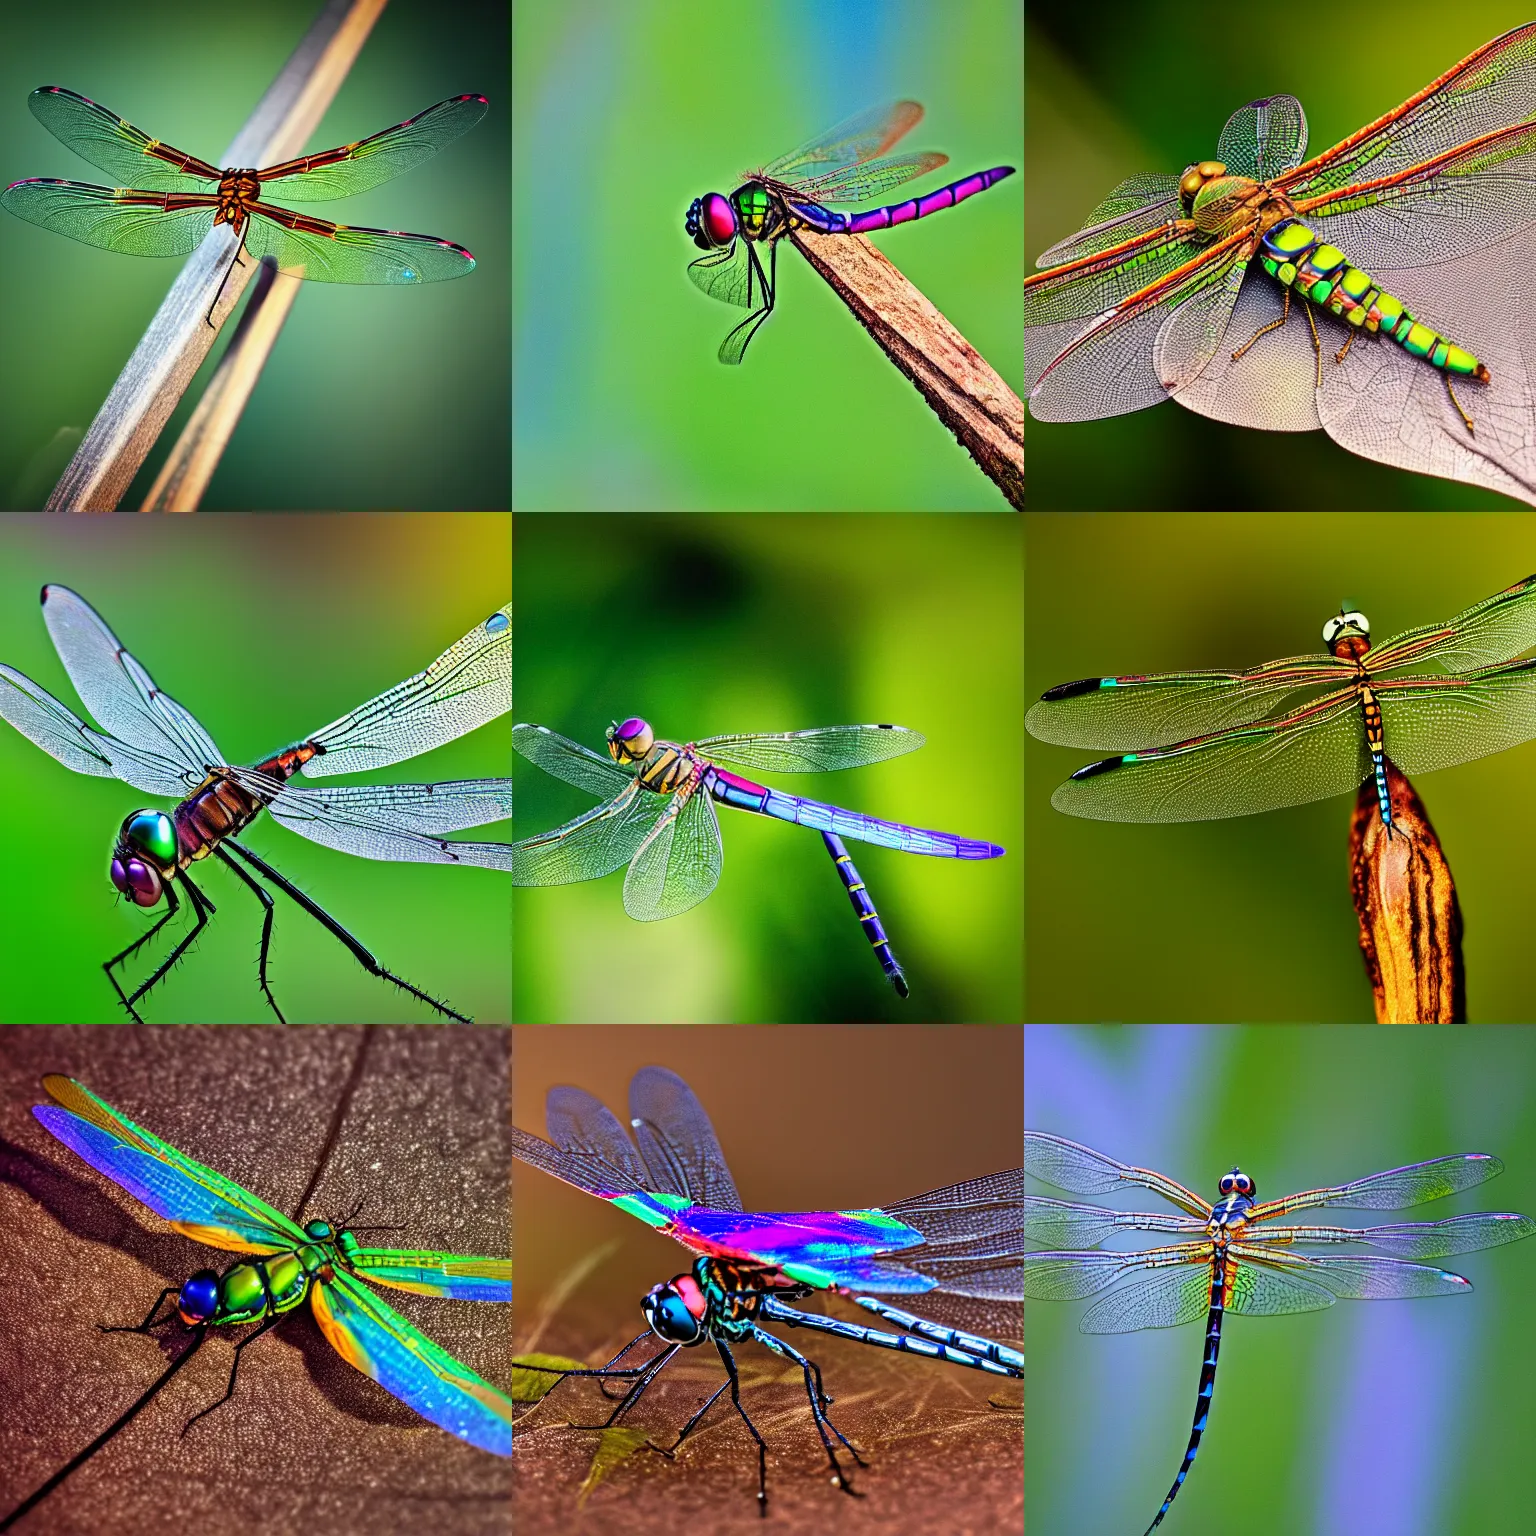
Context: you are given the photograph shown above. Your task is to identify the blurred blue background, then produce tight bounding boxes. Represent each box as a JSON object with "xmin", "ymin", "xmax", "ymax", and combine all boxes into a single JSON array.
[
  {"xmin": 1026, "ymin": 1023, "xmax": 1536, "ymax": 1536},
  {"xmin": 513, "ymin": 0, "xmax": 1022, "ymax": 511},
  {"xmin": 512, "ymin": 513, "xmax": 1021, "ymax": 1022},
  {"xmin": 1027, "ymin": 1, "xmax": 1531, "ymax": 508},
  {"xmin": 1025, "ymin": 513, "xmax": 1536, "ymax": 1022},
  {"xmin": 0, "ymin": 0, "xmax": 509, "ymax": 510}
]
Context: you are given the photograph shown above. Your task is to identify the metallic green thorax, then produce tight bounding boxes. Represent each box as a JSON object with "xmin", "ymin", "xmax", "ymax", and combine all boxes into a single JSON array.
[
  {"xmin": 212, "ymin": 1220, "xmax": 339, "ymax": 1326},
  {"xmin": 1259, "ymin": 218, "xmax": 1485, "ymax": 378},
  {"xmin": 733, "ymin": 184, "xmax": 774, "ymax": 239}
]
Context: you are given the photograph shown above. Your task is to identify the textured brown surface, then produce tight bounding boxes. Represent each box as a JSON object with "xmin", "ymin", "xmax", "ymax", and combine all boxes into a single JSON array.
[
  {"xmin": 0, "ymin": 1026, "xmax": 510, "ymax": 1536},
  {"xmin": 512, "ymin": 1025, "xmax": 1024, "ymax": 1535}
]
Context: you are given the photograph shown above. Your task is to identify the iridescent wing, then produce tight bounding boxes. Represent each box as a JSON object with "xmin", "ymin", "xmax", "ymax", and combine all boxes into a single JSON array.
[
  {"xmin": 300, "ymin": 605, "xmax": 509, "ymax": 776},
  {"xmin": 257, "ymin": 95, "xmax": 488, "ymax": 202},
  {"xmin": 240, "ymin": 211, "xmax": 476, "ymax": 284},
  {"xmin": 765, "ymin": 151, "xmax": 948, "ymax": 207},
  {"xmin": 512, "ymin": 722, "xmax": 632, "ymax": 796},
  {"xmin": 695, "ymin": 723, "xmax": 926, "ymax": 773},
  {"xmin": 20, "ymin": 86, "xmax": 221, "ymax": 191},
  {"xmin": 1247, "ymin": 1153, "xmax": 1514, "ymax": 1219},
  {"xmin": 758, "ymin": 101, "xmax": 927, "ymax": 182},
  {"xmin": 0, "ymin": 180, "xmax": 221, "ymax": 257},
  {"xmin": 1374, "ymin": 660, "xmax": 1536, "ymax": 777},
  {"xmin": 1364, "ymin": 573, "xmax": 1536, "ymax": 673},
  {"xmin": 1026, "ymin": 655, "xmax": 1351, "ymax": 751},
  {"xmin": 348, "ymin": 1248, "xmax": 512, "ymax": 1302},
  {"xmin": 622, "ymin": 786, "xmax": 723, "ymax": 919},
  {"xmin": 1025, "ymin": 1131, "xmax": 1210, "ymax": 1219},
  {"xmin": 310, "ymin": 1265, "xmax": 511, "ymax": 1456},
  {"xmin": 31, "ymin": 1075, "xmax": 305, "ymax": 1255}
]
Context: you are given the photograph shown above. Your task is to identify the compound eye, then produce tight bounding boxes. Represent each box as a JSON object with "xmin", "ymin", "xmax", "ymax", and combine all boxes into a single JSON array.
[
  {"xmin": 644, "ymin": 1289, "xmax": 701, "ymax": 1343},
  {"xmin": 110, "ymin": 855, "xmax": 163, "ymax": 908},
  {"xmin": 611, "ymin": 718, "xmax": 654, "ymax": 759},
  {"xmin": 1220, "ymin": 1175, "xmax": 1234, "ymax": 1193},
  {"xmin": 177, "ymin": 1270, "xmax": 219, "ymax": 1325}
]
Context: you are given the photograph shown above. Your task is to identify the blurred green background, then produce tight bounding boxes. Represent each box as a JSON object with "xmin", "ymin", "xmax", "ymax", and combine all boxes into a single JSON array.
[
  {"xmin": 1026, "ymin": 1, "xmax": 1531, "ymax": 509},
  {"xmin": 0, "ymin": 0, "xmax": 509, "ymax": 511},
  {"xmin": 1026, "ymin": 1024, "xmax": 1536, "ymax": 1536},
  {"xmin": 512, "ymin": 514, "xmax": 1021, "ymax": 1022},
  {"xmin": 0, "ymin": 514, "xmax": 510, "ymax": 1023},
  {"xmin": 512, "ymin": 0, "xmax": 1021, "ymax": 511},
  {"xmin": 1025, "ymin": 513, "xmax": 1536, "ymax": 1022}
]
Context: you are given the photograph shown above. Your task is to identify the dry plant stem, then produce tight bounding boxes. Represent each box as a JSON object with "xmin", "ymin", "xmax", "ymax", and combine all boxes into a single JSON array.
[
  {"xmin": 790, "ymin": 227, "xmax": 1024, "ymax": 508},
  {"xmin": 47, "ymin": 0, "xmax": 388, "ymax": 512},
  {"xmin": 1349, "ymin": 759, "xmax": 1464, "ymax": 1024}
]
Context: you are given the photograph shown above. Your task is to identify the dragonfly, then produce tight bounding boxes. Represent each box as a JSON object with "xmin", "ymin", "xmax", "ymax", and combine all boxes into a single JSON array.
[
  {"xmin": 686, "ymin": 99, "xmax": 1015, "ymax": 363},
  {"xmin": 1023, "ymin": 1130, "xmax": 1535, "ymax": 1534},
  {"xmin": 0, "ymin": 585, "xmax": 512, "ymax": 1023},
  {"xmin": 1025, "ymin": 573, "xmax": 1536, "ymax": 829},
  {"xmin": 1024, "ymin": 25, "xmax": 1536, "ymax": 505},
  {"xmin": 0, "ymin": 86, "xmax": 486, "ymax": 321},
  {"xmin": 510, "ymin": 717, "xmax": 1004, "ymax": 994},
  {"xmin": 514, "ymin": 1066, "xmax": 1023, "ymax": 1512},
  {"xmin": 2, "ymin": 1075, "xmax": 510, "ymax": 1534}
]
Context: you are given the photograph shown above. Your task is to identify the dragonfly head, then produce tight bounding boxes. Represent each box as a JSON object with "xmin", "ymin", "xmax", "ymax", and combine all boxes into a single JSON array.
[
  {"xmin": 1323, "ymin": 608, "xmax": 1371, "ymax": 659},
  {"xmin": 607, "ymin": 717, "xmax": 654, "ymax": 763},
  {"xmin": 110, "ymin": 810, "xmax": 178, "ymax": 908},
  {"xmin": 1218, "ymin": 1167, "xmax": 1256, "ymax": 1201},
  {"xmin": 177, "ymin": 1270, "xmax": 220, "ymax": 1326},
  {"xmin": 643, "ymin": 1273, "xmax": 708, "ymax": 1346},
  {"xmin": 686, "ymin": 192, "xmax": 737, "ymax": 250},
  {"xmin": 1178, "ymin": 160, "xmax": 1261, "ymax": 234}
]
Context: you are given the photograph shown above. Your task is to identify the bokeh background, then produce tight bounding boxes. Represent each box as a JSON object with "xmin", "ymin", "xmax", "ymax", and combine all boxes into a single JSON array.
[
  {"xmin": 512, "ymin": 0, "xmax": 1022, "ymax": 511},
  {"xmin": 0, "ymin": 0, "xmax": 509, "ymax": 511},
  {"xmin": 1025, "ymin": 513, "xmax": 1536, "ymax": 1022},
  {"xmin": 1027, "ymin": 0, "xmax": 1532, "ymax": 509},
  {"xmin": 1026, "ymin": 1024, "xmax": 1536, "ymax": 1536},
  {"xmin": 513, "ymin": 1023, "xmax": 1022, "ymax": 1534},
  {"xmin": 0, "ymin": 514, "xmax": 510, "ymax": 1023},
  {"xmin": 0, "ymin": 1024, "xmax": 509, "ymax": 1536},
  {"xmin": 512, "ymin": 514, "xmax": 1022, "ymax": 1023}
]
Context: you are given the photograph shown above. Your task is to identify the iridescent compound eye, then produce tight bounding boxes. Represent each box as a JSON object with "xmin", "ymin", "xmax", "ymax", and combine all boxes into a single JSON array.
[
  {"xmin": 644, "ymin": 1288, "xmax": 701, "ymax": 1344},
  {"xmin": 686, "ymin": 192, "xmax": 735, "ymax": 250},
  {"xmin": 124, "ymin": 810, "xmax": 177, "ymax": 865},
  {"xmin": 110, "ymin": 855, "xmax": 163, "ymax": 908},
  {"xmin": 177, "ymin": 1270, "xmax": 219, "ymax": 1325}
]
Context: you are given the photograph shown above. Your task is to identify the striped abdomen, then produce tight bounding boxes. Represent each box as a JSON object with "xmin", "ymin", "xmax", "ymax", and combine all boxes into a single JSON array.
[
  {"xmin": 1358, "ymin": 681, "xmax": 1393, "ymax": 831},
  {"xmin": 1259, "ymin": 218, "xmax": 1489, "ymax": 381},
  {"xmin": 795, "ymin": 166, "xmax": 1015, "ymax": 234},
  {"xmin": 822, "ymin": 831, "xmax": 909, "ymax": 996}
]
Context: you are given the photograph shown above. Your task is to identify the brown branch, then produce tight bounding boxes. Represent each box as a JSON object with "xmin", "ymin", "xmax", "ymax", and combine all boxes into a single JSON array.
[
  {"xmin": 46, "ymin": 0, "xmax": 388, "ymax": 512},
  {"xmin": 1349, "ymin": 759, "xmax": 1464, "ymax": 1023},
  {"xmin": 790, "ymin": 227, "xmax": 1024, "ymax": 508}
]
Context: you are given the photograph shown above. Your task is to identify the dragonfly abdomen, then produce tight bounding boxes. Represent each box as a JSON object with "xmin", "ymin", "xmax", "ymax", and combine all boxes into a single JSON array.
[
  {"xmin": 1357, "ymin": 681, "xmax": 1393, "ymax": 831},
  {"xmin": 1259, "ymin": 219, "xmax": 1488, "ymax": 381},
  {"xmin": 212, "ymin": 1241, "xmax": 328, "ymax": 1327},
  {"xmin": 804, "ymin": 166, "xmax": 1016, "ymax": 234}
]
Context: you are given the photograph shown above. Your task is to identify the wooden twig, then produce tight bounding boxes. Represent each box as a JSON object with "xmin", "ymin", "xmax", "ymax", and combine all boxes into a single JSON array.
[
  {"xmin": 1349, "ymin": 759, "xmax": 1465, "ymax": 1024},
  {"xmin": 46, "ymin": 0, "xmax": 387, "ymax": 512},
  {"xmin": 790, "ymin": 227, "xmax": 1024, "ymax": 508}
]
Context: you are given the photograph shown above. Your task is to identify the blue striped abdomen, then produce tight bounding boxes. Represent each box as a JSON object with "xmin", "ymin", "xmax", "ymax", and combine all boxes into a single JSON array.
[
  {"xmin": 792, "ymin": 166, "xmax": 1015, "ymax": 235},
  {"xmin": 1258, "ymin": 218, "xmax": 1488, "ymax": 381}
]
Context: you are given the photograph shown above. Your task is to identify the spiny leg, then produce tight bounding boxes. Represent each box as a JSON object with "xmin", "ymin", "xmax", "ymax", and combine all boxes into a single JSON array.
[
  {"xmin": 694, "ymin": 1339, "xmax": 772, "ymax": 1516},
  {"xmin": 1305, "ymin": 301, "xmax": 1323, "ymax": 388},
  {"xmin": 1230, "ymin": 285, "xmax": 1291, "ymax": 363},
  {"xmin": 180, "ymin": 1313, "xmax": 283, "ymax": 1437},
  {"xmin": 102, "ymin": 878, "xmax": 197, "ymax": 1021},
  {"xmin": 753, "ymin": 1329, "xmax": 865, "ymax": 1498},
  {"xmin": 213, "ymin": 845, "xmax": 285, "ymax": 1022}
]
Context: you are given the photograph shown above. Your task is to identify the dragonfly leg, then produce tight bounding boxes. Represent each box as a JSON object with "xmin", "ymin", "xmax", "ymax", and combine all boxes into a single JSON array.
[
  {"xmin": 1230, "ymin": 284, "xmax": 1291, "ymax": 363},
  {"xmin": 224, "ymin": 839, "xmax": 471, "ymax": 1023},
  {"xmin": 98, "ymin": 1285, "xmax": 180, "ymax": 1335},
  {"xmin": 750, "ymin": 1328, "xmax": 865, "ymax": 1499},
  {"xmin": 203, "ymin": 235, "xmax": 248, "ymax": 330},
  {"xmin": 1445, "ymin": 374, "xmax": 1476, "ymax": 434},
  {"xmin": 213, "ymin": 845, "xmax": 285, "ymax": 1023},
  {"xmin": 560, "ymin": 1340, "xmax": 681, "ymax": 1428},
  {"xmin": 688, "ymin": 1339, "xmax": 771, "ymax": 1515},
  {"xmin": 180, "ymin": 1312, "xmax": 283, "ymax": 1438},
  {"xmin": 1334, "ymin": 326, "xmax": 1356, "ymax": 366},
  {"xmin": 115, "ymin": 873, "xmax": 215, "ymax": 1021},
  {"xmin": 718, "ymin": 238, "xmax": 777, "ymax": 365}
]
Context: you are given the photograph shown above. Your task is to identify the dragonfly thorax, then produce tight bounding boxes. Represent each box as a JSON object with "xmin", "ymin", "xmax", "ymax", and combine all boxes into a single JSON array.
[
  {"xmin": 686, "ymin": 192, "xmax": 737, "ymax": 250},
  {"xmin": 215, "ymin": 168, "xmax": 261, "ymax": 229},
  {"xmin": 643, "ymin": 1272, "xmax": 708, "ymax": 1345},
  {"xmin": 110, "ymin": 809, "xmax": 178, "ymax": 907}
]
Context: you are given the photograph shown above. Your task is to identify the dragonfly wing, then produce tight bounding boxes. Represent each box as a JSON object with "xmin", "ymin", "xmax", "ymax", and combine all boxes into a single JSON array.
[
  {"xmin": 510, "ymin": 781, "xmax": 662, "ymax": 886},
  {"xmin": 0, "ymin": 665, "xmax": 196, "ymax": 797},
  {"xmin": 512, "ymin": 723, "xmax": 632, "ymax": 796},
  {"xmin": 25, "ymin": 87, "xmax": 220, "ymax": 190},
  {"xmin": 1377, "ymin": 662, "xmax": 1536, "ymax": 777},
  {"xmin": 310, "ymin": 1267, "xmax": 511, "ymax": 1456},
  {"xmin": 1216, "ymin": 95, "xmax": 1309, "ymax": 181},
  {"xmin": 1248, "ymin": 1212, "xmax": 1536, "ymax": 1258},
  {"xmin": 1033, "ymin": 176, "xmax": 1182, "ymax": 268},
  {"xmin": 1249, "ymin": 1152, "xmax": 1511, "ymax": 1218},
  {"xmin": 627, "ymin": 1066, "xmax": 744, "ymax": 1211},
  {"xmin": 241, "ymin": 208, "xmax": 476, "ymax": 283},
  {"xmin": 1026, "ymin": 657, "xmax": 1350, "ymax": 751},
  {"xmin": 301, "ymin": 605, "xmax": 509, "ymax": 776},
  {"xmin": 622, "ymin": 787, "xmax": 722, "ymax": 920},
  {"xmin": 1236, "ymin": 1247, "xmax": 1476, "ymax": 1303},
  {"xmin": 759, "ymin": 101, "xmax": 925, "ymax": 181},
  {"xmin": 773, "ymin": 152, "xmax": 948, "ymax": 204},
  {"xmin": 1366, "ymin": 574, "xmax": 1536, "ymax": 674},
  {"xmin": 1025, "ymin": 1131, "xmax": 1211, "ymax": 1218},
  {"xmin": 1024, "ymin": 1249, "xmax": 1213, "ymax": 1330},
  {"xmin": 1050, "ymin": 687, "xmax": 1370, "ymax": 822},
  {"xmin": 348, "ymin": 1249, "xmax": 511, "ymax": 1302},
  {"xmin": 255, "ymin": 778, "xmax": 513, "ymax": 869},
  {"xmin": 257, "ymin": 95, "xmax": 489, "ymax": 202},
  {"xmin": 686, "ymin": 237, "xmax": 755, "ymax": 309},
  {"xmin": 1024, "ymin": 1194, "xmax": 1206, "ymax": 1249},
  {"xmin": 1226, "ymin": 1253, "xmax": 1339, "ymax": 1315},
  {"xmin": 0, "ymin": 180, "xmax": 217, "ymax": 256},
  {"xmin": 698, "ymin": 723, "xmax": 925, "ymax": 772},
  {"xmin": 33, "ymin": 1076, "xmax": 304, "ymax": 1254}
]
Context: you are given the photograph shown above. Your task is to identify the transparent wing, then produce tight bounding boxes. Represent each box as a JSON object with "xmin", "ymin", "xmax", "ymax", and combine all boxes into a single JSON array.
[
  {"xmin": 24, "ymin": 86, "xmax": 220, "ymax": 190},
  {"xmin": 622, "ymin": 789, "xmax": 723, "ymax": 920},
  {"xmin": 627, "ymin": 1065, "xmax": 745, "ymax": 1211},
  {"xmin": 241, "ymin": 210, "xmax": 477, "ymax": 284},
  {"xmin": 686, "ymin": 236, "xmax": 755, "ymax": 309},
  {"xmin": 510, "ymin": 780, "xmax": 662, "ymax": 886},
  {"xmin": 759, "ymin": 101, "xmax": 926, "ymax": 181},
  {"xmin": 310, "ymin": 1267, "xmax": 511, "ymax": 1456},
  {"xmin": 249, "ymin": 775, "xmax": 514, "ymax": 869},
  {"xmin": 33, "ymin": 1075, "xmax": 304, "ymax": 1255},
  {"xmin": 1024, "ymin": 1131, "xmax": 1210, "ymax": 1219},
  {"xmin": 0, "ymin": 180, "xmax": 218, "ymax": 256},
  {"xmin": 1229, "ymin": 1244, "xmax": 1478, "ymax": 1303},
  {"xmin": 258, "ymin": 94, "xmax": 489, "ymax": 202},
  {"xmin": 0, "ymin": 664, "xmax": 196, "ymax": 798},
  {"xmin": 1032, "ymin": 175, "xmax": 1182, "ymax": 269},
  {"xmin": 767, "ymin": 151, "xmax": 948, "ymax": 205},
  {"xmin": 1366, "ymin": 574, "xmax": 1536, "ymax": 674},
  {"xmin": 1245, "ymin": 1212, "xmax": 1536, "ymax": 1258},
  {"xmin": 1378, "ymin": 663, "xmax": 1536, "ymax": 777},
  {"xmin": 1023, "ymin": 1247, "xmax": 1216, "ymax": 1329},
  {"xmin": 1050, "ymin": 688, "xmax": 1370, "ymax": 823},
  {"xmin": 696, "ymin": 723, "xmax": 925, "ymax": 773},
  {"xmin": 1024, "ymin": 1194, "xmax": 1206, "ymax": 1248},
  {"xmin": 39, "ymin": 584, "xmax": 222, "ymax": 773},
  {"xmin": 302, "ymin": 605, "xmax": 509, "ymax": 776},
  {"xmin": 512, "ymin": 723, "xmax": 632, "ymax": 796},
  {"xmin": 348, "ymin": 1249, "xmax": 511, "ymax": 1302},
  {"xmin": 1248, "ymin": 1152, "xmax": 1513, "ymax": 1219},
  {"xmin": 1026, "ymin": 656, "xmax": 1350, "ymax": 750}
]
